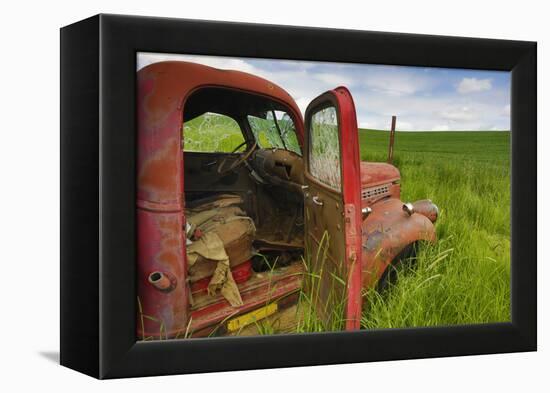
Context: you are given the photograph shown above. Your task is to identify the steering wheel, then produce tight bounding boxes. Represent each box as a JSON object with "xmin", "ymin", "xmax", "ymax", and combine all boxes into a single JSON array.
[{"xmin": 217, "ymin": 141, "xmax": 258, "ymax": 175}]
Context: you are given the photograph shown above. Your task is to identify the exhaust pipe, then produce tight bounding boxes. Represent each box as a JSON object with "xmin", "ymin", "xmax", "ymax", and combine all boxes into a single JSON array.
[{"xmin": 148, "ymin": 271, "xmax": 176, "ymax": 292}]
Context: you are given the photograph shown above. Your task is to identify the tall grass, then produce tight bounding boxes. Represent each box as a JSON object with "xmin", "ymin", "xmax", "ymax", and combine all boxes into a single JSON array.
[
  {"xmin": 360, "ymin": 130, "xmax": 510, "ymax": 327},
  {"xmin": 296, "ymin": 231, "xmax": 348, "ymax": 333}
]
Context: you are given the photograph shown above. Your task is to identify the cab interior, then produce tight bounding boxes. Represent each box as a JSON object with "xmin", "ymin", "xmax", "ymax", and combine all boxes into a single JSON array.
[{"xmin": 183, "ymin": 87, "xmax": 306, "ymax": 271}]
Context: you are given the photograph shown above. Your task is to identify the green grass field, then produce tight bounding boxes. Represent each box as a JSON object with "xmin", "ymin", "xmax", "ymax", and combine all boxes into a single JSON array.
[{"xmin": 359, "ymin": 129, "xmax": 510, "ymax": 328}]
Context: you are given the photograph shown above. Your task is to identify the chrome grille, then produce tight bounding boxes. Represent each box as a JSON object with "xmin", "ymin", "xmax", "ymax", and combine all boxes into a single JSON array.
[{"xmin": 362, "ymin": 184, "xmax": 390, "ymax": 200}]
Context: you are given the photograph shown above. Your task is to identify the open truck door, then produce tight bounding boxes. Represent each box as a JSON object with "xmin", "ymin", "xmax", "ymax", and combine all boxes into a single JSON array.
[{"xmin": 303, "ymin": 87, "xmax": 363, "ymax": 330}]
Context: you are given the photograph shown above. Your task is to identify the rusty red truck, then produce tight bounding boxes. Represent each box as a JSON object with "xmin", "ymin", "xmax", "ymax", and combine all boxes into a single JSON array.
[{"xmin": 137, "ymin": 61, "xmax": 438, "ymax": 339}]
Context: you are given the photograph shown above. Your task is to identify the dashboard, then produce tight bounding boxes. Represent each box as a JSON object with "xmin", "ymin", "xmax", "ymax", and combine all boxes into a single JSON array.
[{"xmin": 251, "ymin": 149, "xmax": 305, "ymax": 187}]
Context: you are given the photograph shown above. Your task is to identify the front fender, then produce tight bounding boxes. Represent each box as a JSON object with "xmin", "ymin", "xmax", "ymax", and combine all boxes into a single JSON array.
[{"xmin": 361, "ymin": 198, "xmax": 436, "ymax": 288}]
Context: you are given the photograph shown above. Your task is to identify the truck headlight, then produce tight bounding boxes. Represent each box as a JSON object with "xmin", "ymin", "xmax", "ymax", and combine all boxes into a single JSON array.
[{"xmin": 402, "ymin": 202, "xmax": 415, "ymax": 216}]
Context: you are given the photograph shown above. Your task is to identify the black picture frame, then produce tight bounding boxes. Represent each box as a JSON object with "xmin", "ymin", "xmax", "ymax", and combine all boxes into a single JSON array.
[{"xmin": 60, "ymin": 14, "xmax": 536, "ymax": 379}]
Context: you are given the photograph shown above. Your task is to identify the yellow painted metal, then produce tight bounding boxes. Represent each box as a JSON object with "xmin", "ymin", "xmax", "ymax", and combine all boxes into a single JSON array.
[{"xmin": 227, "ymin": 303, "xmax": 278, "ymax": 332}]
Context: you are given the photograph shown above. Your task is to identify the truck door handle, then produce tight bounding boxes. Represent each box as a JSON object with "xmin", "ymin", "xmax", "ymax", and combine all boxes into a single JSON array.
[
  {"xmin": 202, "ymin": 160, "xmax": 218, "ymax": 169},
  {"xmin": 312, "ymin": 196, "xmax": 324, "ymax": 206}
]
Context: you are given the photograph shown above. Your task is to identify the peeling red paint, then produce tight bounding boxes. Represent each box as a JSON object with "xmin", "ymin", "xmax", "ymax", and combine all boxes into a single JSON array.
[
  {"xmin": 360, "ymin": 162, "xmax": 400, "ymax": 188},
  {"xmin": 361, "ymin": 198, "xmax": 437, "ymax": 289}
]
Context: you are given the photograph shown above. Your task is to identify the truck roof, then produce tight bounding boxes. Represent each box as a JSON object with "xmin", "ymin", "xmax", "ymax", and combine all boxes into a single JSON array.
[
  {"xmin": 138, "ymin": 61, "xmax": 303, "ymax": 122},
  {"xmin": 137, "ymin": 60, "xmax": 304, "ymax": 207}
]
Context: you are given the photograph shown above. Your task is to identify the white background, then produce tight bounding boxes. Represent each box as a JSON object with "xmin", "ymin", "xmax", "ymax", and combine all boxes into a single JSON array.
[{"xmin": 0, "ymin": 0, "xmax": 546, "ymax": 390}]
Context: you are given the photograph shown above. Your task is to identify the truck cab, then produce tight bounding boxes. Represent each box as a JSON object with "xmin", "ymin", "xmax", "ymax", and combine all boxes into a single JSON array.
[{"xmin": 137, "ymin": 61, "xmax": 438, "ymax": 339}]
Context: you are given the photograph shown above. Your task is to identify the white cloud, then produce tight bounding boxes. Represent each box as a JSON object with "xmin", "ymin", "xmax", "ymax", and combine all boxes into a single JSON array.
[
  {"xmin": 358, "ymin": 122, "xmax": 370, "ymax": 129},
  {"xmin": 396, "ymin": 121, "xmax": 414, "ymax": 131},
  {"xmin": 362, "ymin": 68, "xmax": 437, "ymax": 97},
  {"xmin": 353, "ymin": 88, "xmax": 510, "ymax": 131},
  {"xmin": 440, "ymin": 106, "xmax": 477, "ymax": 121},
  {"xmin": 365, "ymin": 78, "xmax": 417, "ymax": 96},
  {"xmin": 137, "ymin": 52, "xmax": 258, "ymax": 74},
  {"xmin": 457, "ymin": 78, "xmax": 492, "ymax": 94},
  {"xmin": 315, "ymin": 73, "xmax": 352, "ymax": 86},
  {"xmin": 294, "ymin": 97, "xmax": 311, "ymax": 116}
]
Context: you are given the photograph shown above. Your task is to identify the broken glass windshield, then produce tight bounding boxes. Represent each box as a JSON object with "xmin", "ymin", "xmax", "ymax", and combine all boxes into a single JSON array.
[
  {"xmin": 248, "ymin": 111, "xmax": 301, "ymax": 155},
  {"xmin": 278, "ymin": 112, "xmax": 301, "ymax": 155},
  {"xmin": 309, "ymin": 106, "xmax": 341, "ymax": 191}
]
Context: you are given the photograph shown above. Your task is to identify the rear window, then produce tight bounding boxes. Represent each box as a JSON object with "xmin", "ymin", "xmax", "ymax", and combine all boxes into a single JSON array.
[{"xmin": 183, "ymin": 112, "xmax": 245, "ymax": 153}]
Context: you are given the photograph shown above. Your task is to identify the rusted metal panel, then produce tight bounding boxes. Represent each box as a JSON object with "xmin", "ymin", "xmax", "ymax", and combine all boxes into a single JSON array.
[
  {"xmin": 137, "ymin": 209, "xmax": 188, "ymax": 339},
  {"xmin": 361, "ymin": 197, "xmax": 437, "ymax": 289},
  {"xmin": 335, "ymin": 87, "xmax": 363, "ymax": 330},
  {"xmin": 359, "ymin": 162, "xmax": 400, "ymax": 188},
  {"xmin": 137, "ymin": 68, "xmax": 188, "ymax": 340},
  {"xmin": 344, "ymin": 203, "xmax": 362, "ymax": 329}
]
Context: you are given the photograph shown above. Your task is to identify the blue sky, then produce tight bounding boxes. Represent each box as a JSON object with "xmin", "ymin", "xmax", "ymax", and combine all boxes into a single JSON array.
[{"xmin": 138, "ymin": 52, "xmax": 510, "ymax": 131}]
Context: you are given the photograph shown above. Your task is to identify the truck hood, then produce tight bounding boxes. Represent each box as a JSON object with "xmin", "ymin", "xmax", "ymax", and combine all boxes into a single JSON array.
[{"xmin": 360, "ymin": 162, "xmax": 400, "ymax": 188}]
